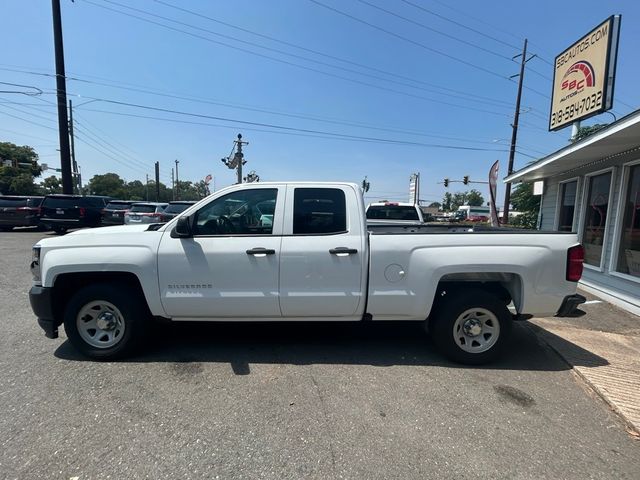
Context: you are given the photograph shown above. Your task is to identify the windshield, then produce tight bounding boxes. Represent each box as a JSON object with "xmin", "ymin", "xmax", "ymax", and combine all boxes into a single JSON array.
[{"xmin": 367, "ymin": 205, "xmax": 419, "ymax": 221}]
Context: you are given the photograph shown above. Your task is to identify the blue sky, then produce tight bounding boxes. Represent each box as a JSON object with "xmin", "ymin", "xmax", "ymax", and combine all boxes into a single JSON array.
[{"xmin": 1, "ymin": 0, "xmax": 638, "ymax": 205}]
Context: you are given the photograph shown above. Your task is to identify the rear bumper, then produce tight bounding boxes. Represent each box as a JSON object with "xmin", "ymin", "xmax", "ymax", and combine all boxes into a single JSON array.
[
  {"xmin": 555, "ymin": 294, "xmax": 587, "ymax": 317},
  {"xmin": 29, "ymin": 286, "xmax": 59, "ymax": 339}
]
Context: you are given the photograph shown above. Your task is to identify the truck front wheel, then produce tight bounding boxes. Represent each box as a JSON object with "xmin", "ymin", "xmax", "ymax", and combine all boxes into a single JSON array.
[
  {"xmin": 430, "ymin": 289, "xmax": 512, "ymax": 365},
  {"xmin": 63, "ymin": 283, "xmax": 148, "ymax": 360}
]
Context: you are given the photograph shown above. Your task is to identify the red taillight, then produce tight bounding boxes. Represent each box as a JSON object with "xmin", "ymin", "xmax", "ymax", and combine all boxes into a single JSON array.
[
  {"xmin": 566, "ymin": 245, "xmax": 584, "ymax": 282},
  {"xmin": 79, "ymin": 207, "xmax": 86, "ymax": 218}
]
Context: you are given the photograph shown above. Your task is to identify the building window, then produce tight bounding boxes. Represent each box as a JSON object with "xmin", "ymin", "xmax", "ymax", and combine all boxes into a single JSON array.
[
  {"xmin": 616, "ymin": 164, "xmax": 640, "ymax": 277},
  {"xmin": 582, "ymin": 172, "xmax": 612, "ymax": 267},
  {"xmin": 558, "ymin": 180, "xmax": 578, "ymax": 231}
]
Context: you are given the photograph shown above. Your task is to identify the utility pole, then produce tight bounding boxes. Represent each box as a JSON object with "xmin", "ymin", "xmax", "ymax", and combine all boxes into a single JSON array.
[
  {"xmin": 174, "ymin": 159, "xmax": 180, "ymax": 200},
  {"xmin": 221, "ymin": 134, "xmax": 248, "ymax": 184},
  {"xmin": 502, "ymin": 38, "xmax": 531, "ymax": 224},
  {"xmin": 51, "ymin": 0, "xmax": 73, "ymax": 194},
  {"xmin": 171, "ymin": 168, "xmax": 175, "ymax": 200},
  {"xmin": 146, "ymin": 174, "xmax": 149, "ymax": 201},
  {"xmin": 68, "ymin": 99, "xmax": 78, "ymax": 194},
  {"xmin": 154, "ymin": 161, "xmax": 160, "ymax": 201}
]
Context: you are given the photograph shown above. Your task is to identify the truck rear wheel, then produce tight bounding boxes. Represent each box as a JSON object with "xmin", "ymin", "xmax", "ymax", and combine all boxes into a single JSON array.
[
  {"xmin": 63, "ymin": 283, "xmax": 149, "ymax": 360},
  {"xmin": 430, "ymin": 288, "xmax": 511, "ymax": 365}
]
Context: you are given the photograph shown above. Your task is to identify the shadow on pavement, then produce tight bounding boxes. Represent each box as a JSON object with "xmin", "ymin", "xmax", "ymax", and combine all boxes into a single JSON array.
[{"xmin": 54, "ymin": 321, "xmax": 609, "ymax": 373}]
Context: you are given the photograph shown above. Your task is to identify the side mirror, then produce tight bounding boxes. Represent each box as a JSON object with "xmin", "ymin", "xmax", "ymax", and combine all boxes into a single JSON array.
[{"xmin": 171, "ymin": 216, "xmax": 193, "ymax": 238}]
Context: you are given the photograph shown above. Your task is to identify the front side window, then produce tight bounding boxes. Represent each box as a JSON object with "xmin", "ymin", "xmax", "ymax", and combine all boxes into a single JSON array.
[
  {"xmin": 194, "ymin": 188, "xmax": 277, "ymax": 235},
  {"xmin": 557, "ymin": 180, "xmax": 578, "ymax": 232},
  {"xmin": 293, "ymin": 188, "xmax": 346, "ymax": 234},
  {"xmin": 582, "ymin": 172, "xmax": 612, "ymax": 266},
  {"xmin": 616, "ymin": 164, "xmax": 640, "ymax": 277}
]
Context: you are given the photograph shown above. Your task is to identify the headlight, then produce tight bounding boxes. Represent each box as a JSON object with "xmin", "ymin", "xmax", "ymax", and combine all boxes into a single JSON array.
[{"xmin": 30, "ymin": 246, "xmax": 41, "ymax": 284}]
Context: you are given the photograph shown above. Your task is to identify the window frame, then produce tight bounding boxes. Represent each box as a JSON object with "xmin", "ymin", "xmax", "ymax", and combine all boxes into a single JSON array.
[
  {"xmin": 577, "ymin": 167, "xmax": 616, "ymax": 272},
  {"xmin": 553, "ymin": 176, "xmax": 581, "ymax": 232},
  {"xmin": 190, "ymin": 186, "xmax": 283, "ymax": 237},
  {"xmin": 609, "ymin": 158, "xmax": 640, "ymax": 283}
]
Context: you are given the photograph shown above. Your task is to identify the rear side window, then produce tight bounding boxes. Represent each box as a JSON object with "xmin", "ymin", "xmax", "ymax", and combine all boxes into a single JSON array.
[
  {"xmin": 366, "ymin": 205, "xmax": 419, "ymax": 221},
  {"xmin": 26, "ymin": 198, "xmax": 43, "ymax": 207},
  {"xmin": 293, "ymin": 188, "xmax": 346, "ymax": 235}
]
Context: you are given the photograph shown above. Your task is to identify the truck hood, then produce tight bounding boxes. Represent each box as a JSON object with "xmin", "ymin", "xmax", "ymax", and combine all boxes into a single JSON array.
[{"xmin": 35, "ymin": 224, "xmax": 165, "ymax": 249}]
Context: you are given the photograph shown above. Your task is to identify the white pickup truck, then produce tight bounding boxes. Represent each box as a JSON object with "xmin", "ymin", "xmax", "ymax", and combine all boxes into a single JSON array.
[{"xmin": 29, "ymin": 182, "xmax": 585, "ymax": 364}]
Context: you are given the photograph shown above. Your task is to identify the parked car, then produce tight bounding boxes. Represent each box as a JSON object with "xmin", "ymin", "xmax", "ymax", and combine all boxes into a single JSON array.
[
  {"xmin": 124, "ymin": 202, "xmax": 168, "ymax": 224},
  {"xmin": 366, "ymin": 202, "xmax": 425, "ymax": 224},
  {"xmin": 159, "ymin": 201, "xmax": 196, "ymax": 223},
  {"xmin": 0, "ymin": 195, "xmax": 45, "ymax": 231},
  {"xmin": 101, "ymin": 200, "xmax": 138, "ymax": 226},
  {"xmin": 30, "ymin": 182, "xmax": 585, "ymax": 364},
  {"xmin": 40, "ymin": 195, "xmax": 112, "ymax": 234}
]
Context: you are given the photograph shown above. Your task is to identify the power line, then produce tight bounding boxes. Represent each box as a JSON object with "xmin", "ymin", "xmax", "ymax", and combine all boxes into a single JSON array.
[
  {"xmin": 355, "ymin": 0, "xmax": 514, "ymax": 62},
  {"xmin": 79, "ymin": 0, "xmax": 508, "ymax": 117},
  {"xmin": 1, "ymin": 66, "xmax": 518, "ymax": 141},
  {"xmin": 151, "ymin": 0, "xmax": 514, "ymax": 107},
  {"xmin": 399, "ymin": 0, "xmax": 522, "ymax": 52},
  {"xmin": 308, "ymin": 0, "xmax": 512, "ymax": 82},
  {"xmin": 65, "ymin": 94, "xmax": 518, "ymax": 152},
  {"xmin": 77, "ymin": 103, "xmax": 514, "ymax": 153}
]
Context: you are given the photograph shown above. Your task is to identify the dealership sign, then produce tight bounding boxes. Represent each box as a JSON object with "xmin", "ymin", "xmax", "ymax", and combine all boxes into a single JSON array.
[{"xmin": 549, "ymin": 15, "xmax": 621, "ymax": 131}]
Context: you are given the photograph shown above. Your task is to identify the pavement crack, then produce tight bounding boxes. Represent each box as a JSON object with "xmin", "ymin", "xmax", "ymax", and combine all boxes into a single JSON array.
[{"xmin": 310, "ymin": 373, "xmax": 337, "ymax": 473}]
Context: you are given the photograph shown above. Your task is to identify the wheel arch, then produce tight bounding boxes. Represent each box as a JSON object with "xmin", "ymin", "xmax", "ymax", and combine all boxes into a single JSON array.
[{"xmin": 51, "ymin": 271, "xmax": 151, "ymax": 324}]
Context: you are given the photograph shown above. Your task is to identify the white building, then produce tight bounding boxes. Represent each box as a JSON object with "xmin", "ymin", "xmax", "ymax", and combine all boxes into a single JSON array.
[{"xmin": 505, "ymin": 109, "xmax": 640, "ymax": 315}]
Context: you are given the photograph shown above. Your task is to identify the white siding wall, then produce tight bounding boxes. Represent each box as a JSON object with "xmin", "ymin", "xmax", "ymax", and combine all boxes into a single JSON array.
[{"xmin": 520, "ymin": 153, "xmax": 640, "ymax": 313}]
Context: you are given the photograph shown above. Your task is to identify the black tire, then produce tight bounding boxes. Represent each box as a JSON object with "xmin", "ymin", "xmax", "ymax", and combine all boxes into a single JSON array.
[
  {"xmin": 53, "ymin": 226, "xmax": 67, "ymax": 235},
  {"xmin": 63, "ymin": 283, "xmax": 149, "ymax": 360},
  {"xmin": 429, "ymin": 288, "xmax": 512, "ymax": 365}
]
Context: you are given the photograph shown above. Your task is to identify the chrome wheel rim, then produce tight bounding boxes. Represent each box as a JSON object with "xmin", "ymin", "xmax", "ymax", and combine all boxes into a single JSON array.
[
  {"xmin": 76, "ymin": 300, "xmax": 126, "ymax": 349},
  {"xmin": 452, "ymin": 307, "xmax": 500, "ymax": 354}
]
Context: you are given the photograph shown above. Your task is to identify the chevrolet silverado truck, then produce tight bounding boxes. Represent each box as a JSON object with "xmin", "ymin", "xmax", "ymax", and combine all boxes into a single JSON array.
[{"xmin": 29, "ymin": 182, "xmax": 585, "ymax": 364}]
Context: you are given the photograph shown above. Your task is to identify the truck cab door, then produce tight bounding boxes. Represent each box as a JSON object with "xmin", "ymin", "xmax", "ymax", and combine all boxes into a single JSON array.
[
  {"xmin": 279, "ymin": 186, "xmax": 367, "ymax": 318},
  {"xmin": 157, "ymin": 186, "xmax": 285, "ymax": 319}
]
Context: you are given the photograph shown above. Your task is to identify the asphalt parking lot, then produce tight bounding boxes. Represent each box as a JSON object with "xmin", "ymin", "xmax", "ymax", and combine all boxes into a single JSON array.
[{"xmin": 1, "ymin": 229, "xmax": 639, "ymax": 479}]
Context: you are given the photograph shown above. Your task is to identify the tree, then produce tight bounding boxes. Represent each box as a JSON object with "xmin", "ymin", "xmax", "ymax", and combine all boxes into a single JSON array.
[
  {"xmin": 466, "ymin": 189, "xmax": 484, "ymax": 206},
  {"xmin": 428, "ymin": 201, "xmax": 441, "ymax": 209},
  {"xmin": 509, "ymin": 182, "xmax": 541, "ymax": 229},
  {"xmin": 571, "ymin": 124, "xmax": 608, "ymax": 143},
  {"xmin": 0, "ymin": 142, "xmax": 42, "ymax": 195},
  {"xmin": 40, "ymin": 175, "xmax": 62, "ymax": 194},
  {"xmin": 86, "ymin": 173, "xmax": 126, "ymax": 197},
  {"xmin": 441, "ymin": 192, "xmax": 452, "ymax": 211}
]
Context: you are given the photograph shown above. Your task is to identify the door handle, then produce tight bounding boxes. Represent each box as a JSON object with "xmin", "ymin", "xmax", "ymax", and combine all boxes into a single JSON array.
[
  {"xmin": 329, "ymin": 247, "xmax": 358, "ymax": 255},
  {"xmin": 246, "ymin": 247, "xmax": 276, "ymax": 256}
]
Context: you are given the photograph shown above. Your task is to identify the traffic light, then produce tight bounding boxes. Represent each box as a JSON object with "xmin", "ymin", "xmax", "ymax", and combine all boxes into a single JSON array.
[
  {"xmin": 463, "ymin": 175, "xmax": 469, "ymax": 185},
  {"xmin": 443, "ymin": 178, "xmax": 449, "ymax": 188}
]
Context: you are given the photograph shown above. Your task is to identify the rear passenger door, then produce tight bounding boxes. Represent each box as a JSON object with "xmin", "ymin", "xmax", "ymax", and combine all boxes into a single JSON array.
[{"xmin": 279, "ymin": 186, "xmax": 366, "ymax": 318}]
